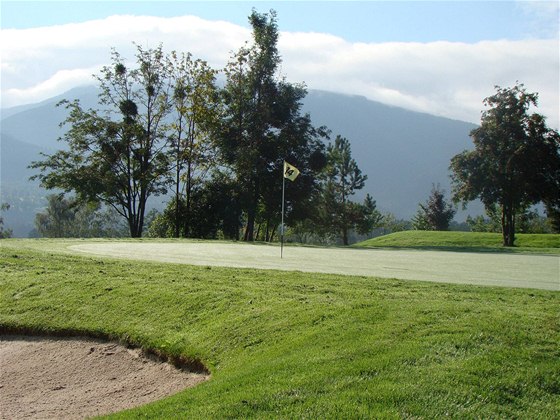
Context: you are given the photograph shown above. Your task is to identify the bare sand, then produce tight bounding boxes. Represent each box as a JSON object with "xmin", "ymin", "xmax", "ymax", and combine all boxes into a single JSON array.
[{"xmin": 0, "ymin": 336, "xmax": 208, "ymax": 420}]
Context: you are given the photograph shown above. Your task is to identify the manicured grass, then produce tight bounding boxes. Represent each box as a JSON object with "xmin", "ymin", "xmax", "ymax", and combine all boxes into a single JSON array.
[
  {"xmin": 1, "ymin": 240, "xmax": 559, "ymax": 418},
  {"xmin": 355, "ymin": 231, "xmax": 560, "ymax": 254}
]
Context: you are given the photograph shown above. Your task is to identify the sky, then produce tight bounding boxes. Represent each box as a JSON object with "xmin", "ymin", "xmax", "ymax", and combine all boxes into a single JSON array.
[{"xmin": 1, "ymin": 0, "xmax": 559, "ymax": 128}]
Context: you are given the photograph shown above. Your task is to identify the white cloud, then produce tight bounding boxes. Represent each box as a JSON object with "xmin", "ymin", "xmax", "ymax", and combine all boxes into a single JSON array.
[
  {"xmin": 1, "ymin": 14, "xmax": 558, "ymax": 129},
  {"xmin": 279, "ymin": 35, "xmax": 559, "ymax": 127},
  {"xmin": 3, "ymin": 67, "xmax": 100, "ymax": 106}
]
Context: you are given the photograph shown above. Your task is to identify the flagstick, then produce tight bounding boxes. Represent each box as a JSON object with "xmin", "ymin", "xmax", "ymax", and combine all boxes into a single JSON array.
[{"xmin": 281, "ymin": 169, "xmax": 285, "ymax": 259}]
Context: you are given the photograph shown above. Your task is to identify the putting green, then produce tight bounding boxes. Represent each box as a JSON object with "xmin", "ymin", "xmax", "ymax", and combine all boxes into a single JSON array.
[{"xmin": 68, "ymin": 241, "xmax": 560, "ymax": 291}]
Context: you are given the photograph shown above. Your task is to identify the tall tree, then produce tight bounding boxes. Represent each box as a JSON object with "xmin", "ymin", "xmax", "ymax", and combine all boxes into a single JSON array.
[
  {"xmin": 31, "ymin": 45, "xmax": 172, "ymax": 237},
  {"xmin": 320, "ymin": 135, "xmax": 368, "ymax": 245},
  {"xmin": 167, "ymin": 52, "xmax": 219, "ymax": 237},
  {"xmin": 217, "ymin": 10, "xmax": 280, "ymax": 241},
  {"xmin": 217, "ymin": 10, "xmax": 326, "ymax": 241},
  {"xmin": 412, "ymin": 184, "xmax": 456, "ymax": 231},
  {"xmin": 450, "ymin": 83, "xmax": 560, "ymax": 246}
]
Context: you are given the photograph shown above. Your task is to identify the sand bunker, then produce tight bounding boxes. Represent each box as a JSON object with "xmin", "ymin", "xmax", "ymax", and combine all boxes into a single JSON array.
[{"xmin": 0, "ymin": 336, "xmax": 208, "ymax": 419}]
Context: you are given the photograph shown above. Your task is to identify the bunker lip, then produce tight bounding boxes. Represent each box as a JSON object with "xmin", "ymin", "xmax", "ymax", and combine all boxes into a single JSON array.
[{"xmin": 0, "ymin": 333, "xmax": 209, "ymax": 420}]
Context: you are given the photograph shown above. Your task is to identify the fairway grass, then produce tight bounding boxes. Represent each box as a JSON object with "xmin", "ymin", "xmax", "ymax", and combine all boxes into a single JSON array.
[
  {"xmin": 355, "ymin": 231, "xmax": 560, "ymax": 254},
  {"xmin": 9, "ymin": 238, "xmax": 558, "ymax": 290},
  {"xmin": 1, "ymin": 240, "xmax": 559, "ymax": 418}
]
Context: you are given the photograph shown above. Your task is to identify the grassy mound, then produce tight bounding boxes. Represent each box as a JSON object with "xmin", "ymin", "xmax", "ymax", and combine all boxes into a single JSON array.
[
  {"xmin": 355, "ymin": 231, "xmax": 560, "ymax": 253},
  {"xmin": 1, "ymin": 240, "xmax": 559, "ymax": 418}
]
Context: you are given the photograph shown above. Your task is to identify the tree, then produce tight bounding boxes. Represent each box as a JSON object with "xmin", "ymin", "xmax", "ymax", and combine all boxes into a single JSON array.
[
  {"xmin": 466, "ymin": 214, "xmax": 501, "ymax": 233},
  {"xmin": 216, "ymin": 10, "xmax": 327, "ymax": 241},
  {"xmin": 147, "ymin": 171, "xmax": 243, "ymax": 240},
  {"xmin": 34, "ymin": 194, "xmax": 126, "ymax": 238},
  {"xmin": 378, "ymin": 213, "xmax": 412, "ymax": 235},
  {"xmin": 450, "ymin": 83, "xmax": 560, "ymax": 246},
  {"xmin": 354, "ymin": 194, "xmax": 384, "ymax": 236},
  {"xmin": 466, "ymin": 207, "xmax": 553, "ymax": 234},
  {"xmin": 318, "ymin": 135, "xmax": 370, "ymax": 245},
  {"xmin": 167, "ymin": 52, "xmax": 219, "ymax": 237},
  {"xmin": 216, "ymin": 10, "xmax": 279, "ymax": 241},
  {"xmin": 545, "ymin": 203, "xmax": 560, "ymax": 233},
  {"xmin": 0, "ymin": 203, "xmax": 13, "ymax": 239},
  {"xmin": 31, "ymin": 45, "xmax": 173, "ymax": 237},
  {"xmin": 412, "ymin": 185, "xmax": 456, "ymax": 231}
]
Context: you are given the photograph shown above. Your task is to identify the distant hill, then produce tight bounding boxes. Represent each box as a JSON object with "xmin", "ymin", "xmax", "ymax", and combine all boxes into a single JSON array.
[
  {"xmin": 0, "ymin": 135, "xmax": 51, "ymax": 237},
  {"xmin": 302, "ymin": 90, "xmax": 479, "ymax": 217},
  {"xmin": 1, "ymin": 86, "xmax": 480, "ymax": 237},
  {"xmin": 1, "ymin": 86, "xmax": 100, "ymax": 150}
]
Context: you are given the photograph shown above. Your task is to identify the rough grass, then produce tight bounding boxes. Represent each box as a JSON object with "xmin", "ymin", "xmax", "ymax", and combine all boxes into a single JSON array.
[
  {"xmin": 354, "ymin": 231, "xmax": 560, "ymax": 254},
  {"xmin": 1, "ymin": 240, "xmax": 559, "ymax": 419}
]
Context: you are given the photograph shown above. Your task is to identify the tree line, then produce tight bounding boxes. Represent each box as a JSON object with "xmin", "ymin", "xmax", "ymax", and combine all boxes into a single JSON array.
[
  {"xmin": 30, "ymin": 10, "xmax": 378, "ymax": 245},
  {"xmin": 28, "ymin": 10, "xmax": 560, "ymax": 247}
]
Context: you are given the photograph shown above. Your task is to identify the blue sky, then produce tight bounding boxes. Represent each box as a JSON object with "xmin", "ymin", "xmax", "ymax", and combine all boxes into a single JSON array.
[
  {"xmin": 2, "ymin": 1, "xmax": 556, "ymax": 42},
  {"xmin": 1, "ymin": 1, "xmax": 558, "ymax": 126}
]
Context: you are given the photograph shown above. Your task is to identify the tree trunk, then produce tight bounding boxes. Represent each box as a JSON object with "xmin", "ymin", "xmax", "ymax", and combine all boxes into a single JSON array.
[
  {"xmin": 501, "ymin": 203, "xmax": 516, "ymax": 247},
  {"xmin": 128, "ymin": 213, "xmax": 141, "ymax": 238},
  {"xmin": 174, "ymin": 163, "xmax": 181, "ymax": 238},
  {"xmin": 342, "ymin": 227, "xmax": 349, "ymax": 246},
  {"xmin": 244, "ymin": 177, "xmax": 259, "ymax": 241},
  {"xmin": 341, "ymin": 180, "xmax": 348, "ymax": 246},
  {"xmin": 185, "ymin": 159, "xmax": 193, "ymax": 238},
  {"xmin": 265, "ymin": 221, "xmax": 270, "ymax": 242},
  {"xmin": 255, "ymin": 223, "xmax": 262, "ymax": 241}
]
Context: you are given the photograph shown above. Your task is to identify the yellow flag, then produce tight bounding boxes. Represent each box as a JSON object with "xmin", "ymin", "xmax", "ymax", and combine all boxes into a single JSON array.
[{"xmin": 283, "ymin": 161, "xmax": 300, "ymax": 181}]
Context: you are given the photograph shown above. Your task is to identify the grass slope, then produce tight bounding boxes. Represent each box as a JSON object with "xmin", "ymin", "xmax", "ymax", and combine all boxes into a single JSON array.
[
  {"xmin": 1, "ymin": 240, "xmax": 559, "ymax": 419},
  {"xmin": 355, "ymin": 231, "xmax": 560, "ymax": 254}
]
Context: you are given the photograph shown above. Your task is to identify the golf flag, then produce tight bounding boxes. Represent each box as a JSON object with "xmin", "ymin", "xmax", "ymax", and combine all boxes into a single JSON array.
[{"xmin": 283, "ymin": 161, "xmax": 300, "ymax": 181}]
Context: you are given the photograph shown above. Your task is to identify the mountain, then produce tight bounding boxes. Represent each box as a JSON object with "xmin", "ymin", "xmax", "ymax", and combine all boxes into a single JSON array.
[
  {"xmin": 302, "ymin": 90, "xmax": 479, "ymax": 216},
  {"xmin": 0, "ymin": 135, "xmax": 50, "ymax": 236},
  {"xmin": 1, "ymin": 86, "xmax": 480, "ymax": 237},
  {"xmin": 1, "ymin": 86, "xmax": 100, "ymax": 150}
]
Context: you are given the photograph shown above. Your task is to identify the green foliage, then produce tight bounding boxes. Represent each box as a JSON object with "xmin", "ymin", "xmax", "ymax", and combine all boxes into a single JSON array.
[
  {"xmin": 144, "ymin": 209, "xmax": 171, "ymax": 238},
  {"xmin": 545, "ymin": 202, "xmax": 560, "ymax": 233},
  {"xmin": 467, "ymin": 208, "xmax": 555, "ymax": 234},
  {"xmin": 450, "ymin": 83, "xmax": 560, "ymax": 246},
  {"xmin": 34, "ymin": 194, "xmax": 127, "ymax": 238},
  {"xmin": 0, "ymin": 203, "xmax": 13, "ymax": 239},
  {"xmin": 355, "ymin": 193, "xmax": 384, "ymax": 235},
  {"xmin": 147, "ymin": 174, "xmax": 242, "ymax": 240},
  {"xmin": 466, "ymin": 215, "xmax": 501, "ymax": 233},
  {"xmin": 216, "ymin": 10, "xmax": 327, "ymax": 241},
  {"xmin": 377, "ymin": 212, "xmax": 413, "ymax": 235},
  {"xmin": 30, "ymin": 45, "xmax": 173, "ymax": 237},
  {"xmin": 314, "ymin": 135, "xmax": 375, "ymax": 245},
  {"xmin": 167, "ymin": 52, "xmax": 219, "ymax": 238},
  {"xmin": 1, "ymin": 241, "xmax": 559, "ymax": 418},
  {"xmin": 412, "ymin": 185, "xmax": 456, "ymax": 231},
  {"xmin": 326, "ymin": 135, "xmax": 367, "ymax": 196}
]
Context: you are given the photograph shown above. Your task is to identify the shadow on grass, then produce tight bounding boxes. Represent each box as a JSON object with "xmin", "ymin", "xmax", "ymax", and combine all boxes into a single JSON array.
[{"xmin": 355, "ymin": 245, "xmax": 560, "ymax": 255}]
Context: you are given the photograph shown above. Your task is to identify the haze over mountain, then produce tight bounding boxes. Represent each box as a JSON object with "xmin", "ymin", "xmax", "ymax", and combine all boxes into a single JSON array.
[{"xmin": 1, "ymin": 86, "xmax": 480, "ymax": 237}]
